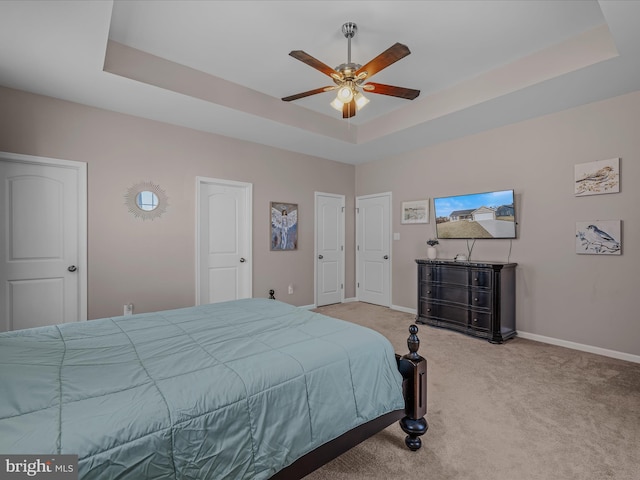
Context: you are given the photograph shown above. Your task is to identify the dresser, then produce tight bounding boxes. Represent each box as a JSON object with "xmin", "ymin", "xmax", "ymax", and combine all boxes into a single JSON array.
[{"xmin": 415, "ymin": 259, "xmax": 517, "ymax": 343}]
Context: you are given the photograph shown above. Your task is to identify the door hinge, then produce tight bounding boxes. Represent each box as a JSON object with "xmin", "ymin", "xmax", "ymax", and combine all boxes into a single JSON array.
[
  {"xmin": 357, "ymin": 282, "xmax": 360, "ymax": 288},
  {"xmin": 342, "ymin": 206, "xmax": 345, "ymax": 213},
  {"xmin": 356, "ymin": 207, "xmax": 359, "ymax": 214},
  {"xmin": 341, "ymin": 245, "xmax": 344, "ymax": 251},
  {"xmin": 341, "ymin": 284, "xmax": 344, "ymax": 289}
]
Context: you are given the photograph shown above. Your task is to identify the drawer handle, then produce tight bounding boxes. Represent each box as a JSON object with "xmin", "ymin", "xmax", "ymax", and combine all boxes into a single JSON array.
[
  {"xmin": 427, "ymin": 290, "xmax": 432, "ymax": 294},
  {"xmin": 472, "ymin": 318, "xmax": 478, "ymax": 323},
  {"xmin": 427, "ymin": 308, "xmax": 431, "ymax": 312},
  {"xmin": 474, "ymin": 297, "xmax": 479, "ymax": 302}
]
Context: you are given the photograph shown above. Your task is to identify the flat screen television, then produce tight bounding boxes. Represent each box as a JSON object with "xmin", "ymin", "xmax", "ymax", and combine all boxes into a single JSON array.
[{"xmin": 434, "ymin": 189, "xmax": 516, "ymax": 239}]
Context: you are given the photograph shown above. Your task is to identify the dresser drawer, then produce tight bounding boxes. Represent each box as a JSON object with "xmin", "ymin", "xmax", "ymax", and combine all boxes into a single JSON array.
[
  {"xmin": 418, "ymin": 264, "xmax": 437, "ymax": 283},
  {"xmin": 420, "ymin": 283, "xmax": 469, "ymax": 306},
  {"xmin": 469, "ymin": 311, "xmax": 491, "ymax": 331},
  {"xmin": 420, "ymin": 301, "xmax": 491, "ymax": 330},
  {"xmin": 469, "ymin": 289, "xmax": 492, "ymax": 309},
  {"xmin": 419, "ymin": 264, "xmax": 468, "ymax": 286},
  {"xmin": 419, "ymin": 301, "xmax": 468, "ymax": 326},
  {"xmin": 435, "ymin": 265, "xmax": 468, "ymax": 286},
  {"xmin": 470, "ymin": 269, "xmax": 493, "ymax": 288}
]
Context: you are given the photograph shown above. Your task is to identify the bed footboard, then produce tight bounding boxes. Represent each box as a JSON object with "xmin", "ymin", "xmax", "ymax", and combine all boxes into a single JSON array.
[
  {"xmin": 270, "ymin": 324, "xmax": 427, "ymax": 479},
  {"xmin": 396, "ymin": 324, "xmax": 428, "ymax": 451}
]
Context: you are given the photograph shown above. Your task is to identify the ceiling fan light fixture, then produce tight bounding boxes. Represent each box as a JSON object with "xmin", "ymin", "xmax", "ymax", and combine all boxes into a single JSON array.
[
  {"xmin": 330, "ymin": 97, "xmax": 345, "ymax": 111},
  {"xmin": 337, "ymin": 86, "xmax": 354, "ymax": 103},
  {"xmin": 354, "ymin": 91, "xmax": 369, "ymax": 110}
]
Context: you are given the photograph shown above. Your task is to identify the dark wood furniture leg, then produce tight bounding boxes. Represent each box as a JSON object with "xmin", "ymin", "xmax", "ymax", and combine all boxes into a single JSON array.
[
  {"xmin": 396, "ymin": 324, "xmax": 428, "ymax": 451},
  {"xmin": 270, "ymin": 324, "xmax": 428, "ymax": 479}
]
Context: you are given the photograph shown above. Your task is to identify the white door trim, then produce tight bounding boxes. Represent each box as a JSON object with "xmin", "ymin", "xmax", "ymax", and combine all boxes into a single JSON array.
[
  {"xmin": 0, "ymin": 151, "xmax": 87, "ymax": 322},
  {"xmin": 314, "ymin": 192, "xmax": 345, "ymax": 307},
  {"xmin": 356, "ymin": 191, "xmax": 392, "ymax": 307},
  {"xmin": 195, "ymin": 176, "xmax": 253, "ymax": 305}
]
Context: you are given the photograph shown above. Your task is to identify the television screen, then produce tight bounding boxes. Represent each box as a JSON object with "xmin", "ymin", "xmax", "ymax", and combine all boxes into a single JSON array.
[{"xmin": 434, "ymin": 189, "xmax": 516, "ymax": 239}]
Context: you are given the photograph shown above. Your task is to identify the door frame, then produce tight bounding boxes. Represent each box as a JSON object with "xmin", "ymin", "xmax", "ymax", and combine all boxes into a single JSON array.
[
  {"xmin": 355, "ymin": 191, "xmax": 392, "ymax": 307},
  {"xmin": 195, "ymin": 176, "xmax": 253, "ymax": 305},
  {"xmin": 0, "ymin": 151, "xmax": 87, "ymax": 322},
  {"xmin": 314, "ymin": 192, "xmax": 345, "ymax": 307}
]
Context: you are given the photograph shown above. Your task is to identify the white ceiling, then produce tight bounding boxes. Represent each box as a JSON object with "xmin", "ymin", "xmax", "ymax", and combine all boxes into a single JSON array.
[{"xmin": 1, "ymin": 1, "xmax": 639, "ymax": 165}]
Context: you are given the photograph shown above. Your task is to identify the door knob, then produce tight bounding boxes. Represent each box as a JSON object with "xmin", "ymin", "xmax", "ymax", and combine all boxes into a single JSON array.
[
  {"xmin": 318, "ymin": 254, "xmax": 324, "ymax": 259},
  {"xmin": 383, "ymin": 255, "xmax": 389, "ymax": 259},
  {"xmin": 68, "ymin": 265, "xmax": 77, "ymax": 272},
  {"xmin": 240, "ymin": 258, "xmax": 246, "ymax": 263}
]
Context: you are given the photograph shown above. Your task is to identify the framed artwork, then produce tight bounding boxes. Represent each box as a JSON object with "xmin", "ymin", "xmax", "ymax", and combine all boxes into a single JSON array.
[
  {"xmin": 575, "ymin": 220, "xmax": 621, "ymax": 255},
  {"xmin": 401, "ymin": 199, "xmax": 429, "ymax": 224},
  {"xmin": 271, "ymin": 202, "xmax": 298, "ymax": 250},
  {"xmin": 574, "ymin": 158, "xmax": 620, "ymax": 196}
]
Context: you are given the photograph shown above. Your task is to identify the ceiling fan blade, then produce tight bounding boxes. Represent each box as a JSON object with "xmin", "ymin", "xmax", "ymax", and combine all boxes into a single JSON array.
[
  {"xmin": 282, "ymin": 86, "xmax": 336, "ymax": 102},
  {"xmin": 289, "ymin": 51, "xmax": 343, "ymax": 80},
  {"xmin": 355, "ymin": 43, "xmax": 411, "ymax": 79},
  {"xmin": 342, "ymin": 99, "xmax": 356, "ymax": 118},
  {"xmin": 362, "ymin": 82, "xmax": 420, "ymax": 100}
]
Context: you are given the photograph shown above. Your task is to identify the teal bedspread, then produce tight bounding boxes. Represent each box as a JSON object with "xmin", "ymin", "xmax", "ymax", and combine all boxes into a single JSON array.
[{"xmin": 0, "ymin": 299, "xmax": 404, "ymax": 479}]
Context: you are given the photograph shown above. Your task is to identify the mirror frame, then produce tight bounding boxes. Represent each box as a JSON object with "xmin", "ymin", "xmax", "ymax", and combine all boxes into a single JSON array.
[{"xmin": 124, "ymin": 181, "xmax": 169, "ymax": 221}]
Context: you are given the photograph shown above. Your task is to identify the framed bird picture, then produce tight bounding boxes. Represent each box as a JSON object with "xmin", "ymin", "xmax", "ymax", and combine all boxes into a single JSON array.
[
  {"xmin": 271, "ymin": 202, "xmax": 298, "ymax": 250},
  {"xmin": 574, "ymin": 158, "xmax": 620, "ymax": 196},
  {"xmin": 576, "ymin": 220, "xmax": 621, "ymax": 255}
]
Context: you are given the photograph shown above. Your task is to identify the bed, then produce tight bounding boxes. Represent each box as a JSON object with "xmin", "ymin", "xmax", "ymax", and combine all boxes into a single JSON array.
[{"xmin": 0, "ymin": 298, "xmax": 427, "ymax": 479}]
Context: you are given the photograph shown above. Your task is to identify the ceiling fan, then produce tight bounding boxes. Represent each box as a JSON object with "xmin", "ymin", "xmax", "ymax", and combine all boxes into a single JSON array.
[{"xmin": 282, "ymin": 22, "xmax": 420, "ymax": 119}]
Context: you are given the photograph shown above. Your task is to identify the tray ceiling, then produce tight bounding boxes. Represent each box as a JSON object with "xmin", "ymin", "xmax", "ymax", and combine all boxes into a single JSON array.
[{"xmin": 1, "ymin": 1, "xmax": 639, "ymax": 164}]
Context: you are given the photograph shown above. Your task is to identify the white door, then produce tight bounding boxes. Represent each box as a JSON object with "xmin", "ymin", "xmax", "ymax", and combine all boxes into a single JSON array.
[
  {"xmin": 315, "ymin": 192, "xmax": 345, "ymax": 307},
  {"xmin": 356, "ymin": 192, "xmax": 391, "ymax": 307},
  {"xmin": 197, "ymin": 177, "xmax": 252, "ymax": 305},
  {"xmin": 0, "ymin": 152, "xmax": 87, "ymax": 332}
]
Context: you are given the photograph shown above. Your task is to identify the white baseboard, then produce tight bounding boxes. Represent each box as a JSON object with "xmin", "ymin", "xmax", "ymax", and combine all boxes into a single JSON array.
[
  {"xmin": 388, "ymin": 305, "xmax": 639, "ymax": 364},
  {"xmin": 333, "ymin": 303, "xmax": 640, "ymax": 364},
  {"xmin": 312, "ymin": 298, "xmax": 356, "ymax": 308},
  {"xmin": 299, "ymin": 304, "xmax": 316, "ymax": 310},
  {"xmin": 517, "ymin": 331, "xmax": 640, "ymax": 364},
  {"xmin": 391, "ymin": 304, "xmax": 417, "ymax": 315}
]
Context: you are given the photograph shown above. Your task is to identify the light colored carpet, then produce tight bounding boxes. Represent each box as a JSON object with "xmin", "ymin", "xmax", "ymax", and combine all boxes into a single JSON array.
[{"xmin": 306, "ymin": 302, "xmax": 640, "ymax": 480}]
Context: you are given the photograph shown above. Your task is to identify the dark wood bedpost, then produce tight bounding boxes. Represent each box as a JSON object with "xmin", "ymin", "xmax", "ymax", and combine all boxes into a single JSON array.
[{"xmin": 396, "ymin": 324, "xmax": 428, "ymax": 451}]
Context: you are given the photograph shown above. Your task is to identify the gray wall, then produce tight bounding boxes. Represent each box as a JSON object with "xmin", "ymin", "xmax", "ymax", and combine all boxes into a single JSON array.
[
  {"xmin": 0, "ymin": 86, "xmax": 355, "ymax": 319},
  {"xmin": 356, "ymin": 91, "xmax": 639, "ymax": 357},
  {"xmin": 2, "ymin": 85, "xmax": 638, "ymax": 358}
]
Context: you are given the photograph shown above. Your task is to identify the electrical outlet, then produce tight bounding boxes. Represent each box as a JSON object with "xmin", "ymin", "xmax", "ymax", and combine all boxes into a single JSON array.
[
  {"xmin": 288, "ymin": 284, "xmax": 293, "ymax": 294},
  {"xmin": 124, "ymin": 303, "xmax": 133, "ymax": 316}
]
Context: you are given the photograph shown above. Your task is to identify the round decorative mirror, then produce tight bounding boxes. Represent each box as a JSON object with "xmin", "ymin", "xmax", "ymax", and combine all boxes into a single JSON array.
[
  {"xmin": 125, "ymin": 181, "xmax": 169, "ymax": 220},
  {"xmin": 136, "ymin": 191, "xmax": 159, "ymax": 211}
]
